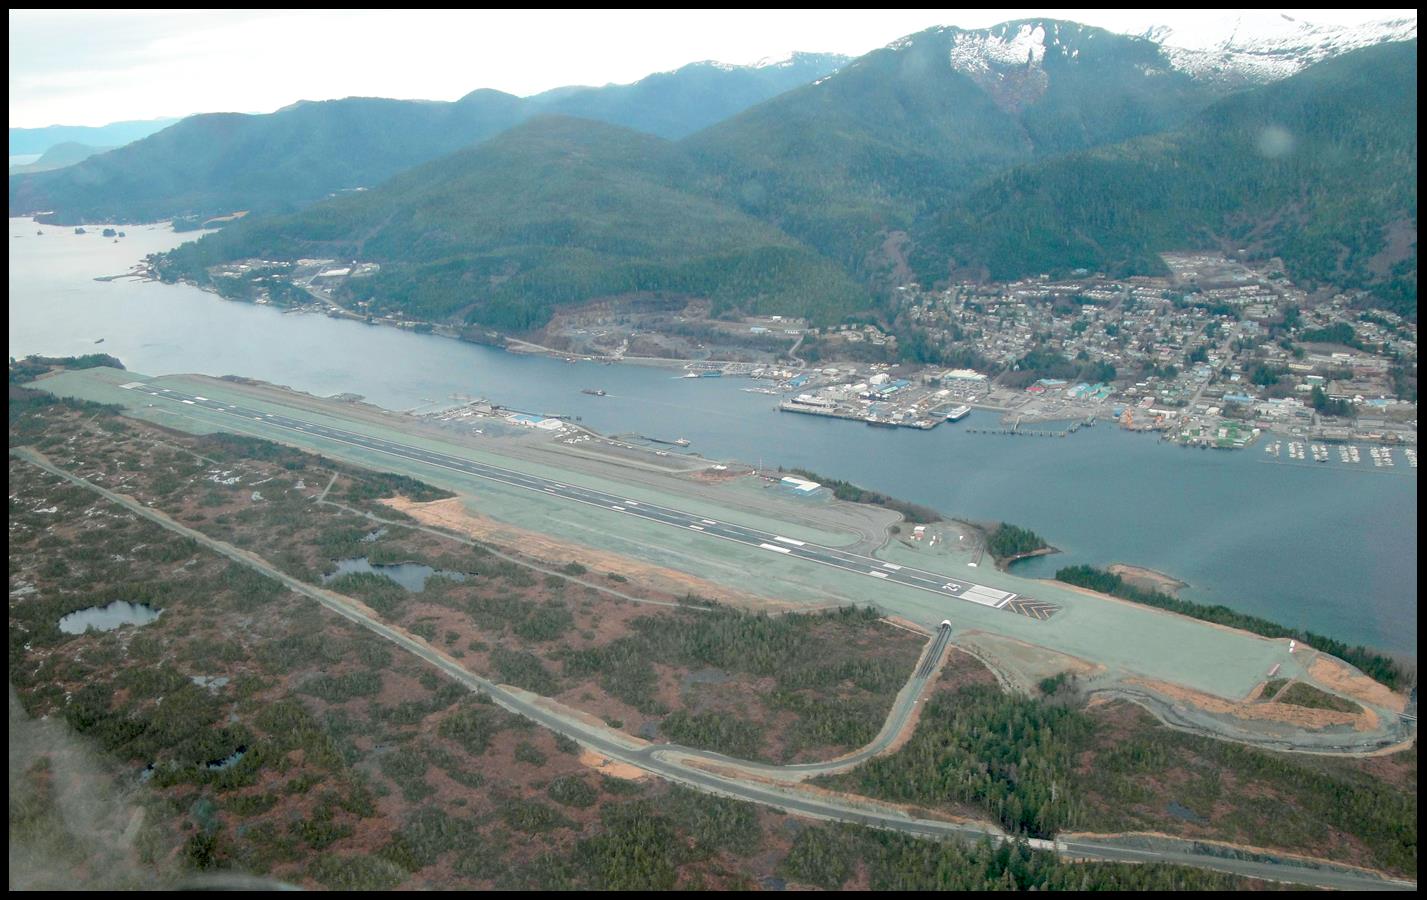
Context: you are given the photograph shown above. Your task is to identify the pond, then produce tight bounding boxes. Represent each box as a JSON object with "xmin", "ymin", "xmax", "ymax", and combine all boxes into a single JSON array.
[
  {"xmin": 58, "ymin": 601, "xmax": 162, "ymax": 634},
  {"xmin": 323, "ymin": 558, "xmax": 468, "ymax": 592}
]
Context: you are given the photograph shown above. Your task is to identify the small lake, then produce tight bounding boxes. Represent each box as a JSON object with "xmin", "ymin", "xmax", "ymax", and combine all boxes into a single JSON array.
[
  {"xmin": 59, "ymin": 601, "xmax": 162, "ymax": 634},
  {"xmin": 323, "ymin": 558, "xmax": 468, "ymax": 592}
]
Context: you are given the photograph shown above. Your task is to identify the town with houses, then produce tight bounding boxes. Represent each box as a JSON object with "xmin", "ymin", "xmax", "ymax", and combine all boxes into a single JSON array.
[{"xmin": 773, "ymin": 252, "xmax": 1416, "ymax": 459}]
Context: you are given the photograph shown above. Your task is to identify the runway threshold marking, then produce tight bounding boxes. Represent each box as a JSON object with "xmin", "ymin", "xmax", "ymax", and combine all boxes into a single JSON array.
[{"xmin": 1005, "ymin": 598, "xmax": 1061, "ymax": 620}]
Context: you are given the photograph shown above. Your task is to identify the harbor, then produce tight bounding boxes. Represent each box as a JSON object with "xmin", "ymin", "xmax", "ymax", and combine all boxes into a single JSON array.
[{"xmin": 776, "ymin": 373, "xmax": 977, "ymax": 430}]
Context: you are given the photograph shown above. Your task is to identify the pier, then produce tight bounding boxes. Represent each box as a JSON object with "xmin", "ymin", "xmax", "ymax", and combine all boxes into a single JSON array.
[
  {"xmin": 967, "ymin": 416, "xmax": 1097, "ymax": 438},
  {"xmin": 777, "ymin": 401, "xmax": 941, "ymax": 430}
]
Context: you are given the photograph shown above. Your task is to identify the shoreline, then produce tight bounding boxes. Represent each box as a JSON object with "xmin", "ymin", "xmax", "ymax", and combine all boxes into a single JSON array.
[
  {"xmin": 1108, "ymin": 563, "xmax": 1188, "ymax": 598},
  {"xmin": 996, "ymin": 545, "xmax": 1060, "ymax": 572},
  {"xmin": 153, "ymin": 264, "xmax": 794, "ymax": 374}
]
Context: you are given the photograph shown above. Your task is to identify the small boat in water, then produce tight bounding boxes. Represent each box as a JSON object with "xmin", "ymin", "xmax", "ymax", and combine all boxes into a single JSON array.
[{"xmin": 581, "ymin": 388, "xmax": 606, "ymax": 396}]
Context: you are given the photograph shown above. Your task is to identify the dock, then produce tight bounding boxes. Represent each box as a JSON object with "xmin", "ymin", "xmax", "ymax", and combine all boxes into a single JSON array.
[
  {"xmin": 613, "ymin": 433, "xmax": 691, "ymax": 447},
  {"xmin": 777, "ymin": 401, "xmax": 940, "ymax": 430},
  {"xmin": 966, "ymin": 415, "xmax": 1097, "ymax": 438}
]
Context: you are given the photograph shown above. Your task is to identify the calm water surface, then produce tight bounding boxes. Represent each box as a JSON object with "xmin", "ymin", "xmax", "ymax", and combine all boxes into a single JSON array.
[
  {"xmin": 10, "ymin": 219, "xmax": 1417, "ymax": 654},
  {"xmin": 58, "ymin": 601, "xmax": 162, "ymax": 634},
  {"xmin": 324, "ymin": 558, "xmax": 468, "ymax": 592}
]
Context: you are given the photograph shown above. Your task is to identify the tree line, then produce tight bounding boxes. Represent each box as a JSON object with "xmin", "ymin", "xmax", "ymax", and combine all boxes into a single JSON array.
[{"xmin": 1055, "ymin": 564, "xmax": 1408, "ymax": 690}]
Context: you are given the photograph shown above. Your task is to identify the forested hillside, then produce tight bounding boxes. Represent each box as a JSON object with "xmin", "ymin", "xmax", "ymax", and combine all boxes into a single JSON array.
[
  {"xmin": 155, "ymin": 118, "xmax": 870, "ymax": 330},
  {"xmin": 10, "ymin": 93, "xmax": 528, "ymax": 223},
  {"xmin": 525, "ymin": 53, "xmax": 850, "ymax": 141}
]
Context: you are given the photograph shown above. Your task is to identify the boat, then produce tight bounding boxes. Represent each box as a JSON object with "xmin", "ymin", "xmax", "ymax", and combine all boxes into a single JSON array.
[
  {"xmin": 945, "ymin": 405, "xmax": 971, "ymax": 422},
  {"xmin": 581, "ymin": 388, "xmax": 606, "ymax": 396},
  {"xmin": 94, "ymin": 338, "xmax": 105, "ymax": 344},
  {"xmin": 673, "ymin": 438, "xmax": 691, "ymax": 447}
]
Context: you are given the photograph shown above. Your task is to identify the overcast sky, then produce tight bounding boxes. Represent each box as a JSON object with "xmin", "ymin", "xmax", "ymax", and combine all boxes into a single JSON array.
[{"xmin": 9, "ymin": 9, "xmax": 1417, "ymax": 128}]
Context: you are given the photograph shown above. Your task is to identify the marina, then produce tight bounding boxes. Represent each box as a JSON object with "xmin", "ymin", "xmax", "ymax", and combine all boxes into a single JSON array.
[{"xmin": 1259, "ymin": 440, "xmax": 1416, "ymax": 471}]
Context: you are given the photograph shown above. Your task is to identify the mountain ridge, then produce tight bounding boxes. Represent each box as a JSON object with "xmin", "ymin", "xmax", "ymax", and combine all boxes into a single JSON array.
[{"xmin": 9, "ymin": 56, "xmax": 848, "ymax": 225}]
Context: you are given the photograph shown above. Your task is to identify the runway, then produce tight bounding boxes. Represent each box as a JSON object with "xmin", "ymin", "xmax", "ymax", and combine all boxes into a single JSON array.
[{"xmin": 123, "ymin": 381, "xmax": 1058, "ymax": 620}]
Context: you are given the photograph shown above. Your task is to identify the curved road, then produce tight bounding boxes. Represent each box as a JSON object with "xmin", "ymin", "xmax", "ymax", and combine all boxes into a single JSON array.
[
  {"xmin": 669, "ymin": 621, "xmax": 955, "ymax": 783},
  {"xmin": 14, "ymin": 447, "xmax": 1413, "ymax": 892}
]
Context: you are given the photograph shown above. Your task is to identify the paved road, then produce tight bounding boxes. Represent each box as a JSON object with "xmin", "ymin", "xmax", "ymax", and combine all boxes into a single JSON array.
[
  {"xmin": 658, "ymin": 622, "xmax": 955, "ymax": 783},
  {"xmin": 1052, "ymin": 838, "xmax": 1417, "ymax": 892},
  {"xmin": 14, "ymin": 447, "xmax": 1412, "ymax": 891},
  {"xmin": 124, "ymin": 381, "xmax": 1058, "ymax": 619}
]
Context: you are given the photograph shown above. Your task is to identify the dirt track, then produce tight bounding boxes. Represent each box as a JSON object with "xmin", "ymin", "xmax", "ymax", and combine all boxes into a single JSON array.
[
  {"xmin": 1126, "ymin": 677, "xmax": 1370, "ymax": 731},
  {"xmin": 1308, "ymin": 654, "xmax": 1408, "ymax": 713}
]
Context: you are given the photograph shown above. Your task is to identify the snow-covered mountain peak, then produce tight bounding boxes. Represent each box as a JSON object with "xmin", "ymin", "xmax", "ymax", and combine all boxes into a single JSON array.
[
  {"xmin": 949, "ymin": 22, "xmax": 1050, "ymax": 74},
  {"xmin": 1144, "ymin": 15, "xmax": 1416, "ymax": 84}
]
